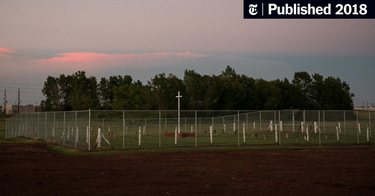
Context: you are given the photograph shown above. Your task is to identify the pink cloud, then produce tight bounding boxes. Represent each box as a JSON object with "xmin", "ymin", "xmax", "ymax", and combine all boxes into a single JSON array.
[
  {"xmin": 175, "ymin": 52, "xmax": 205, "ymax": 58},
  {"xmin": 0, "ymin": 47, "xmax": 16, "ymax": 57},
  {"xmin": 30, "ymin": 51, "xmax": 207, "ymax": 73},
  {"xmin": 36, "ymin": 52, "xmax": 206, "ymax": 65},
  {"xmin": 0, "ymin": 47, "xmax": 15, "ymax": 53}
]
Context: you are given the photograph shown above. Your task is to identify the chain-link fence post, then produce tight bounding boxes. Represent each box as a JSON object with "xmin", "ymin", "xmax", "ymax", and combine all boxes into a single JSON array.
[
  {"xmin": 279, "ymin": 110, "xmax": 281, "ymax": 146},
  {"xmin": 357, "ymin": 110, "xmax": 359, "ymax": 145},
  {"xmin": 259, "ymin": 111, "xmax": 262, "ymax": 133},
  {"xmin": 123, "ymin": 110, "xmax": 125, "ymax": 149},
  {"xmin": 159, "ymin": 110, "xmax": 161, "ymax": 149},
  {"xmin": 323, "ymin": 111, "xmax": 325, "ymax": 134},
  {"xmin": 344, "ymin": 111, "xmax": 346, "ymax": 136},
  {"xmin": 318, "ymin": 111, "xmax": 321, "ymax": 146},
  {"xmin": 369, "ymin": 110, "xmax": 371, "ymax": 137},
  {"xmin": 195, "ymin": 110, "xmax": 197, "ymax": 147},
  {"xmin": 88, "ymin": 109, "xmax": 91, "ymax": 151},
  {"xmin": 237, "ymin": 111, "xmax": 240, "ymax": 147}
]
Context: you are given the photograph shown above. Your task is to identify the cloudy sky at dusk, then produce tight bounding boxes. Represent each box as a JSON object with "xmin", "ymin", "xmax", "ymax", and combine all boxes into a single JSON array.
[{"xmin": 1, "ymin": 0, "xmax": 374, "ymax": 107}]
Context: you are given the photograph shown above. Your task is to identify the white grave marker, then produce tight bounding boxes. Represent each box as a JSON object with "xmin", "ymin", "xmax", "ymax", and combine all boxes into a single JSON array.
[
  {"xmin": 174, "ymin": 126, "xmax": 177, "ymax": 146},
  {"xmin": 358, "ymin": 123, "xmax": 361, "ymax": 136},
  {"xmin": 209, "ymin": 125, "xmax": 213, "ymax": 145},
  {"xmin": 143, "ymin": 126, "xmax": 146, "ymax": 135},
  {"xmin": 274, "ymin": 124, "xmax": 278, "ymax": 143},
  {"xmin": 269, "ymin": 121, "xmax": 273, "ymax": 132},
  {"xmin": 86, "ymin": 126, "xmax": 89, "ymax": 144},
  {"xmin": 306, "ymin": 124, "xmax": 309, "ymax": 142},
  {"xmin": 280, "ymin": 121, "xmax": 283, "ymax": 132},
  {"xmin": 243, "ymin": 123, "xmax": 246, "ymax": 144},
  {"xmin": 97, "ymin": 127, "xmax": 102, "ymax": 148},
  {"xmin": 314, "ymin": 122, "xmax": 317, "ymax": 134},
  {"xmin": 138, "ymin": 127, "xmax": 142, "ymax": 147},
  {"xmin": 75, "ymin": 126, "xmax": 79, "ymax": 148}
]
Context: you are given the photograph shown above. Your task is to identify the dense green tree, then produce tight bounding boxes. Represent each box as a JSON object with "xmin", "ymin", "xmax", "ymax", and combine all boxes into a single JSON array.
[
  {"xmin": 70, "ymin": 71, "xmax": 99, "ymax": 110},
  {"xmin": 41, "ymin": 66, "xmax": 354, "ymax": 111},
  {"xmin": 41, "ymin": 76, "xmax": 60, "ymax": 111},
  {"xmin": 183, "ymin": 70, "xmax": 203, "ymax": 110},
  {"xmin": 321, "ymin": 76, "xmax": 354, "ymax": 110},
  {"xmin": 41, "ymin": 74, "xmax": 73, "ymax": 111},
  {"xmin": 147, "ymin": 73, "xmax": 187, "ymax": 110},
  {"xmin": 98, "ymin": 75, "xmax": 133, "ymax": 109},
  {"xmin": 113, "ymin": 83, "xmax": 146, "ymax": 110}
]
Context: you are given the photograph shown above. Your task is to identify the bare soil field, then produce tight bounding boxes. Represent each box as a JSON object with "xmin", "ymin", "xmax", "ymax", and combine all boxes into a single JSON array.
[{"xmin": 0, "ymin": 143, "xmax": 374, "ymax": 196}]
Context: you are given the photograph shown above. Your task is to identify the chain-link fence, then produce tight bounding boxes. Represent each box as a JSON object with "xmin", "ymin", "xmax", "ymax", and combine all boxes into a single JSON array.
[{"xmin": 6, "ymin": 110, "xmax": 374, "ymax": 150}]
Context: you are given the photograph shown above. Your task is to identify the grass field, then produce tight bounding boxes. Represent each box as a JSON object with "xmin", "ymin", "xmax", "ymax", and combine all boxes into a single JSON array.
[{"xmin": 3, "ymin": 110, "xmax": 374, "ymax": 152}]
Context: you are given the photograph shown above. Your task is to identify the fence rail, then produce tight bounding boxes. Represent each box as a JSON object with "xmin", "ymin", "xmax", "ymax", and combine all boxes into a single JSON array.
[{"xmin": 6, "ymin": 110, "xmax": 374, "ymax": 150}]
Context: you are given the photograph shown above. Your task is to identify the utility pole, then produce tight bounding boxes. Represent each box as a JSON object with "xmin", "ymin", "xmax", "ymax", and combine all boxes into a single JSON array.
[
  {"xmin": 3, "ymin": 89, "xmax": 6, "ymax": 114},
  {"xmin": 18, "ymin": 88, "xmax": 20, "ymax": 114}
]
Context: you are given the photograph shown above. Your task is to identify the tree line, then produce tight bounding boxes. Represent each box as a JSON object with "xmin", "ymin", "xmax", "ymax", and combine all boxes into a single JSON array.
[{"xmin": 41, "ymin": 66, "xmax": 354, "ymax": 111}]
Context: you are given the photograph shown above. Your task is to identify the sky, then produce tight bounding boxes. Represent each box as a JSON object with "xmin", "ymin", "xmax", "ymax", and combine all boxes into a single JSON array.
[{"xmin": 0, "ymin": 0, "xmax": 374, "ymax": 108}]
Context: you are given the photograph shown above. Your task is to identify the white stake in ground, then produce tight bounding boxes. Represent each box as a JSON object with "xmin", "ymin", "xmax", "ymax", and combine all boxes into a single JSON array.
[
  {"xmin": 94, "ymin": 127, "xmax": 113, "ymax": 149},
  {"xmin": 274, "ymin": 124, "xmax": 278, "ymax": 144},
  {"xmin": 301, "ymin": 122, "xmax": 304, "ymax": 133},
  {"xmin": 86, "ymin": 126, "xmax": 89, "ymax": 144},
  {"xmin": 67, "ymin": 126, "xmax": 70, "ymax": 141},
  {"xmin": 174, "ymin": 126, "xmax": 177, "ymax": 146},
  {"xmin": 96, "ymin": 127, "xmax": 102, "ymax": 149},
  {"xmin": 306, "ymin": 124, "xmax": 309, "ymax": 143},
  {"xmin": 269, "ymin": 121, "xmax": 273, "ymax": 132},
  {"xmin": 61, "ymin": 128, "xmax": 65, "ymax": 143},
  {"xmin": 336, "ymin": 124, "xmax": 340, "ymax": 143},
  {"xmin": 138, "ymin": 127, "xmax": 142, "ymax": 147},
  {"xmin": 143, "ymin": 126, "xmax": 146, "ymax": 135},
  {"xmin": 223, "ymin": 124, "xmax": 226, "ymax": 133},
  {"xmin": 314, "ymin": 122, "xmax": 317, "ymax": 134},
  {"xmin": 243, "ymin": 123, "xmax": 246, "ymax": 144},
  {"xmin": 75, "ymin": 126, "xmax": 79, "ymax": 149},
  {"xmin": 367, "ymin": 125, "xmax": 370, "ymax": 143},
  {"xmin": 280, "ymin": 121, "xmax": 283, "ymax": 132},
  {"xmin": 358, "ymin": 123, "xmax": 361, "ymax": 136},
  {"xmin": 209, "ymin": 125, "xmax": 213, "ymax": 145}
]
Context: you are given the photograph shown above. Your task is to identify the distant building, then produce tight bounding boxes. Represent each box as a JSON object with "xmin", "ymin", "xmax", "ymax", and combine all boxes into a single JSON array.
[
  {"xmin": 2, "ymin": 105, "xmax": 41, "ymax": 114},
  {"xmin": 354, "ymin": 107, "xmax": 375, "ymax": 111}
]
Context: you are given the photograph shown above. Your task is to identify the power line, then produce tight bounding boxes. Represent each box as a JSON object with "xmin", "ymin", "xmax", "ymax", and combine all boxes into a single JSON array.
[
  {"xmin": 0, "ymin": 81, "xmax": 43, "ymax": 88},
  {"xmin": 0, "ymin": 85, "xmax": 43, "ymax": 91},
  {"xmin": 0, "ymin": 76, "xmax": 45, "ymax": 82}
]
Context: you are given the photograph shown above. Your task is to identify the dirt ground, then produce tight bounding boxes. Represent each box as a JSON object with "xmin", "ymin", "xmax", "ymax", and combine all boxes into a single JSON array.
[{"xmin": 0, "ymin": 143, "xmax": 374, "ymax": 196}]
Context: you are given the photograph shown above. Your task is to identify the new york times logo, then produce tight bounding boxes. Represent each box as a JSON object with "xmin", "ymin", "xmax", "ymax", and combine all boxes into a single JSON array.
[
  {"xmin": 248, "ymin": 4, "xmax": 258, "ymax": 15},
  {"xmin": 243, "ymin": 0, "xmax": 374, "ymax": 19}
]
